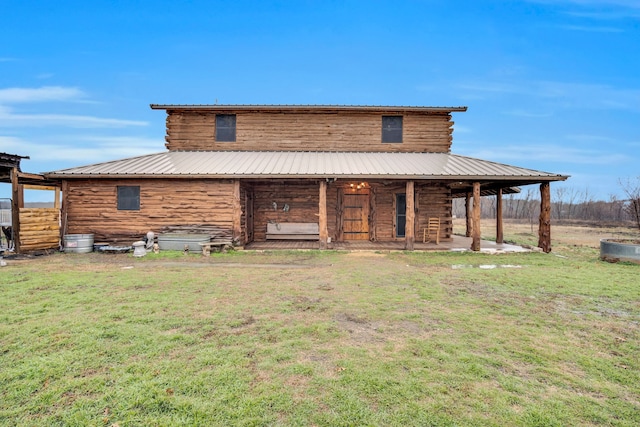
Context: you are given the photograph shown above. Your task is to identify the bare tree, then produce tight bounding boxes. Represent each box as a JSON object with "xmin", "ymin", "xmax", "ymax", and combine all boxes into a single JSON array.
[
  {"xmin": 607, "ymin": 194, "xmax": 625, "ymax": 222},
  {"xmin": 565, "ymin": 186, "xmax": 580, "ymax": 219},
  {"xmin": 554, "ymin": 187, "xmax": 566, "ymax": 220},
  {"xmin": 619, "ymin": 177, "xmax": 640, "ymax": 231},
  {"xmin": 522, "ymin": 188, "xmax": 539, "ymax": 232}
]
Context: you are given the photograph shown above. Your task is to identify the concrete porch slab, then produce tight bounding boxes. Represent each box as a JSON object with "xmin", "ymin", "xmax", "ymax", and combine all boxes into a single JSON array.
[{"xmin": 245, "ymin": 235, "xmax": 533, "ymax": 253}]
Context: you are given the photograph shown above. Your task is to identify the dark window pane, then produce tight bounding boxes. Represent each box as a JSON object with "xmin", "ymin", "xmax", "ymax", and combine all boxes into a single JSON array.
[
  {"xmin": 216, "ymin": 114, "xmax": 236, "ymax": 142},
  {"xmin": 117, "ymin": 186, "xmax": 140, "ymax": 210},
  {"xmin": 382, "ymin": 116, "xmax": 403, "ymax": 143},
  {"xmin": 397, "ymin": 193, "xmax": 406, "ymax": 212},
  {"xmin": 397, "ymin": 216, "xmax": 406, "ymax": 237}
]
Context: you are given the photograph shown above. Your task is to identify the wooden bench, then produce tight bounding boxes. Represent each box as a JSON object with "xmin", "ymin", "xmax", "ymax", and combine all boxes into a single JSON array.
[
  {"xmin": 266, "ymin": 223, "xmax": 320, "ymax": 240},
  {"xmin": 199, "ymin": 241, "xmax": 233, "ymax": 256}
]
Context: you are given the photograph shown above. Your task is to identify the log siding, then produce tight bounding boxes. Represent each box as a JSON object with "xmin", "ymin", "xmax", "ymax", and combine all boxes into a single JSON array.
[
  {"xmin": 63, "ymin": 179, "xmax": 236, "ymax": 243},
  {"xmin": 164, "ymin": 111, "xmax": 454, "ymax": 153},
  {"xmin": 251, "ymin": 181, "xmax": 321, "ymax": 242}
]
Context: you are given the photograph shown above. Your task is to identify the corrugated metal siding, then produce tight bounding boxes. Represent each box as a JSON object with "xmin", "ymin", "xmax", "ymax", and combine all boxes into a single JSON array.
[{"xmin": 46, "ymin": 151, "xmax": 567, "ymax": 181}]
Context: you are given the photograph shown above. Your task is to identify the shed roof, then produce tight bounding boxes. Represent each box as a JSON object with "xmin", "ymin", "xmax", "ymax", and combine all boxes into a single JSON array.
[
  {"xmin": 149, "ymin": 104, "xmax": 467, "ymax": 113},
  {"xmin": 45, "ymin": 151, "xmax": 567, "ymax": 186}
]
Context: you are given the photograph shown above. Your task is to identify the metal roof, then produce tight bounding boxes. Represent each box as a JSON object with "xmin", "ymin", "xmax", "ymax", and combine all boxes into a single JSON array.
[
  {"xmin": 45, "ymin": 151, "xmax": 568, "ymax": 182},
  {"xmin": 149, "ymin": 104, "xmax": 468, "ymax": 113}
]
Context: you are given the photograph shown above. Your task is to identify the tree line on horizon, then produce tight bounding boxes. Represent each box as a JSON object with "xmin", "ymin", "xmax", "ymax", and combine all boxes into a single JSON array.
[{"xmin": 453, "ymin": 177, "xmax": 640, "ymax": 231}]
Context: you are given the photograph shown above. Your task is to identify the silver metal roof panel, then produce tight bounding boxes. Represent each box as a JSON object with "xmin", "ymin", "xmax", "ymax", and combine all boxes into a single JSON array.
[{"xmin": 45, "ymin": 151, "xmax": 568, "ymax": 182}]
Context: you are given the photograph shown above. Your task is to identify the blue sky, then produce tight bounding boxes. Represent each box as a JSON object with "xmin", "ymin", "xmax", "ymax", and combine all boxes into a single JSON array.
[{"xmin": 2, "ymin": 0, "xmax": 639, "ymax": 202}]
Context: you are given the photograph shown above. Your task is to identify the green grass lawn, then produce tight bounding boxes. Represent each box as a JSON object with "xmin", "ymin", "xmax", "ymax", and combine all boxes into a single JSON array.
[{"xmin": 0, "ymin": 244, "xmax": 638, "ymax": 426}]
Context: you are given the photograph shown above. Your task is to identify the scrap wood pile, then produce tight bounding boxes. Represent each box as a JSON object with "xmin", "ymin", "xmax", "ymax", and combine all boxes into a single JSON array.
[
  {"xmin": 91, "ymin": 224, "xmax": 235, "ymax": 246},
  {"xmin": 160, "ymin": 224, "xmax": 235, "ymax": 243}
]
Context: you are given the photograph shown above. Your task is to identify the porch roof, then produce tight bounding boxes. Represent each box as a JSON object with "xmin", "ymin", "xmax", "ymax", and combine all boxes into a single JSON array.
[{"xmin": 45, "ymin": 151, "xmax": 568, "ymax": 185}]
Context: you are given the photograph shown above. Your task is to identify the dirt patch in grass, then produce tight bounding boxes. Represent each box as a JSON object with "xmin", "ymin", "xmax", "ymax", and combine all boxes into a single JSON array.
[
  {"xmin": 454, "ymin": 218, "xmax": 639, "ymax": 249},
  {"xmin": 346, "ymin": 251, "xmax": 387, "ymax": 257}
]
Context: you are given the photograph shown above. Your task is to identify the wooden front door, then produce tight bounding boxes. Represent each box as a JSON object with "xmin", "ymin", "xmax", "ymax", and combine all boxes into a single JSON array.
[{"xmin": 342, "ymin": 192, "xmax": 370, "ymax": 240}]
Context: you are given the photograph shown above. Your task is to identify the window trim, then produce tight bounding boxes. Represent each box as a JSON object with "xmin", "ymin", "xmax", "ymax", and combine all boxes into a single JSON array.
[
  {"xmin": 215, "ymin": 114, "xmax": 236, "ymax": 142},
  {"xmin": 117, "ymin": 185, "xmax": 140, "ymax": 211},
  {"xmin": 382, "ymin": 115, "xmax": 403, "ymax": 143}
]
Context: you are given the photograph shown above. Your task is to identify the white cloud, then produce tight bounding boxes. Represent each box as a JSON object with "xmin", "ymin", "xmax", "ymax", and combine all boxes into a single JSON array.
[
  {"xmin": 0, "ymin": 86, "xmax": 148, "ymax": 128},
  {"xmin": 456, "ymin": 80, "xmax": 640, "ymax": 112},
  {"xmin": 503, "ymin": 109, "xmax": 553, "ymax": 118},
  {"xmin": 0, "ymin": 136, "xmax": 23, "ymax": 153},
  {"xmin": 0, "ymin": 135, "xmax": 160, "ymax": 167},
  {"xmin": 528, "ymin": 0, "xmax": 640, "ymax": 10},
  {"xmin": 559, "ymin": 24, "xmax": 624, "ymax": 32},
  {"xmin": 465, "ymin": 143, "xmax": 631, "ymax": 166},
  {"xmin": 563, "ymin": 0, "xmax": 640, "ymax": 8},
  {"xmin": 0, "ymin": 86, "xmax": 86, "ymax": 103},
  {"xmin": 0, "ymin": 106, "xmax": 147, "ymax": 128},
  {"xmin": 453, "ymin": 125, "xmax": 472, "ymax": 134},
  {"xmin": 564, "ymin": 134, "xmax": 613, "ymax": 143}
]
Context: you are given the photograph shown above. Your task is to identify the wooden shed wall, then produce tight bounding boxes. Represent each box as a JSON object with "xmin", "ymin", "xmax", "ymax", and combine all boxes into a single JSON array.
[
  {"xmin": 164, "ymin": 111, "xmax": 454, "ymax": 153},
  {"xmin": 18, "ymin": 207, "xmax": 60, "ymax": 251},
  {"xmin": 63, "ymin": 179, "xmax": 236, "ymax": 243}
]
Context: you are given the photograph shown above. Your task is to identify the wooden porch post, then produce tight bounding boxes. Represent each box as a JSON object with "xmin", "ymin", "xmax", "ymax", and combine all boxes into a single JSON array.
[
  {"xmin": 60, "ymin": 180, "xmax": 69, "ymax": 242},
  {"xmin": 496, "ymin": 188, "xmax": 504, "ymax": 244},
  {"xmin": 405, "ymin": 181, "xmax": 415, "ymax": 251},
  {"xmin": 538, "ymin": 182, "xmax": 551, "ymax": 253},
  {"xmin": 319, "ymin": 180, "xmax": 328, "ymax": 249},
  {"xmin": 471, "ymin": 182, "xmax": 481, "ymax": 251},
  {"xmin": 465, "ymin": 192, "xmax": 472, "ymax": 237},
  {"xmin": 232, "ymin": 180, "xmax": 242, "ymax": 245},
  {"xmin": 10, "ymin": 167, "xmax": 21, "ymax": 253}
]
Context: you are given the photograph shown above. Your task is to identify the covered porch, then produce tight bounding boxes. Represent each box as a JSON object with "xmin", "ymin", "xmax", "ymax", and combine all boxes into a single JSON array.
[{"xmin": 245, "ymin": 234, "xmax": 531, "ymax": 253}]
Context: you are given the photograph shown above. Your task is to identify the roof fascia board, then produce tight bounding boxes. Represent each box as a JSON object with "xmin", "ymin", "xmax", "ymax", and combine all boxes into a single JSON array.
[
  {"xmin": 46, "ymin": 173, "xmax": 568, "ymax": 182},
  {"xmin": 150, "ymin": 104, "xmax": 468, "ymax": 113}
]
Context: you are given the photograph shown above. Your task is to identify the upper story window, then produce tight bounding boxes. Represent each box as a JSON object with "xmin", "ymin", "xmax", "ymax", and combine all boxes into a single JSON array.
[
  {"xmin": 382, "ymin": 116, "xmax": 403, "ymax": 143},
  {"xmin": 215, "ymin": 114, "xmax": 236, "ymax": 142},
  {"xmin": 117, "ymin": 186, "xmax": 140, "ymax": 211}
]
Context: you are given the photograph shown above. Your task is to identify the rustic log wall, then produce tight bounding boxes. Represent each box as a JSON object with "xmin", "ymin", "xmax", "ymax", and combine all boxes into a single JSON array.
[
  {"xmin": 18, "ymin": 208, "xmax": 60, "ymax": 251},
  {"xmin": 63, "ymin": 179, "xmax": 236, "ymax": 243},
  {"xmin": 251, "ymin": 181, "xmax": 323, "ymax": 241},
  {"xmin": 371, "ymin": 183, "xmax": 405, "ymax": 241},
  {"xmin": 416, "ymin": 183, "xmax": 453, "ymax": 241},
  {"xmin": 62, "ymin": 178, "xmax": 453, "ymax": 245},
  {"xmin": 364, "ymin": 182, "xmax": 452, "ymax": 241},
  {"xmin": 164, "ymin": 111, "xmax": 454, "ymax": 153}
]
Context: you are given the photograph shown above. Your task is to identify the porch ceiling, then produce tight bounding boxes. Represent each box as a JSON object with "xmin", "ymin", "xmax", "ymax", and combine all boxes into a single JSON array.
[{"xmin": 45, "ymin": 151, "xmax": 568, "ymax": 186}]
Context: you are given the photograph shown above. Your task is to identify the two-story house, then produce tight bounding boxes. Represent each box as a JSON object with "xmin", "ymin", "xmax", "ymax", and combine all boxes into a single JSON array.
[{"xmin": 46, "ymin": 105, "xmax": 568, "ymax": 251}]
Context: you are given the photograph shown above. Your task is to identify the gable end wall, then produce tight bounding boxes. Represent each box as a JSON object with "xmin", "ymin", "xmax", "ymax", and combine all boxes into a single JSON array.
[{"xmin": 164, "ymin": 111, "xmax": 453, "ymax": 153}]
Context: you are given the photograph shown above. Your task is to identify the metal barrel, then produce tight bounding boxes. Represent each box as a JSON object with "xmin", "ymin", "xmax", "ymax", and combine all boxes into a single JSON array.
[{"xmin": 63, "ymin": 234, "xmax": 95, "ymax": 253}]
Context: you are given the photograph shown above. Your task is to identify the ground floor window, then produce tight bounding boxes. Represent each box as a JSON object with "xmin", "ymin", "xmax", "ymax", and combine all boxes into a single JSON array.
[
  {"xmin": 117, "ymin": 186, "xmax": 140, "ymax": 210},
  {"xmin": 396, "ymin": 193, "xmax": 406, "ymax": 237}
]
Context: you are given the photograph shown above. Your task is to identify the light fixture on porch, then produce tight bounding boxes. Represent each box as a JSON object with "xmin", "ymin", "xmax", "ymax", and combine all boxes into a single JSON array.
[{"xmin": 349, "ymin": 182, "xmax": 369, "ymax": 191}]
